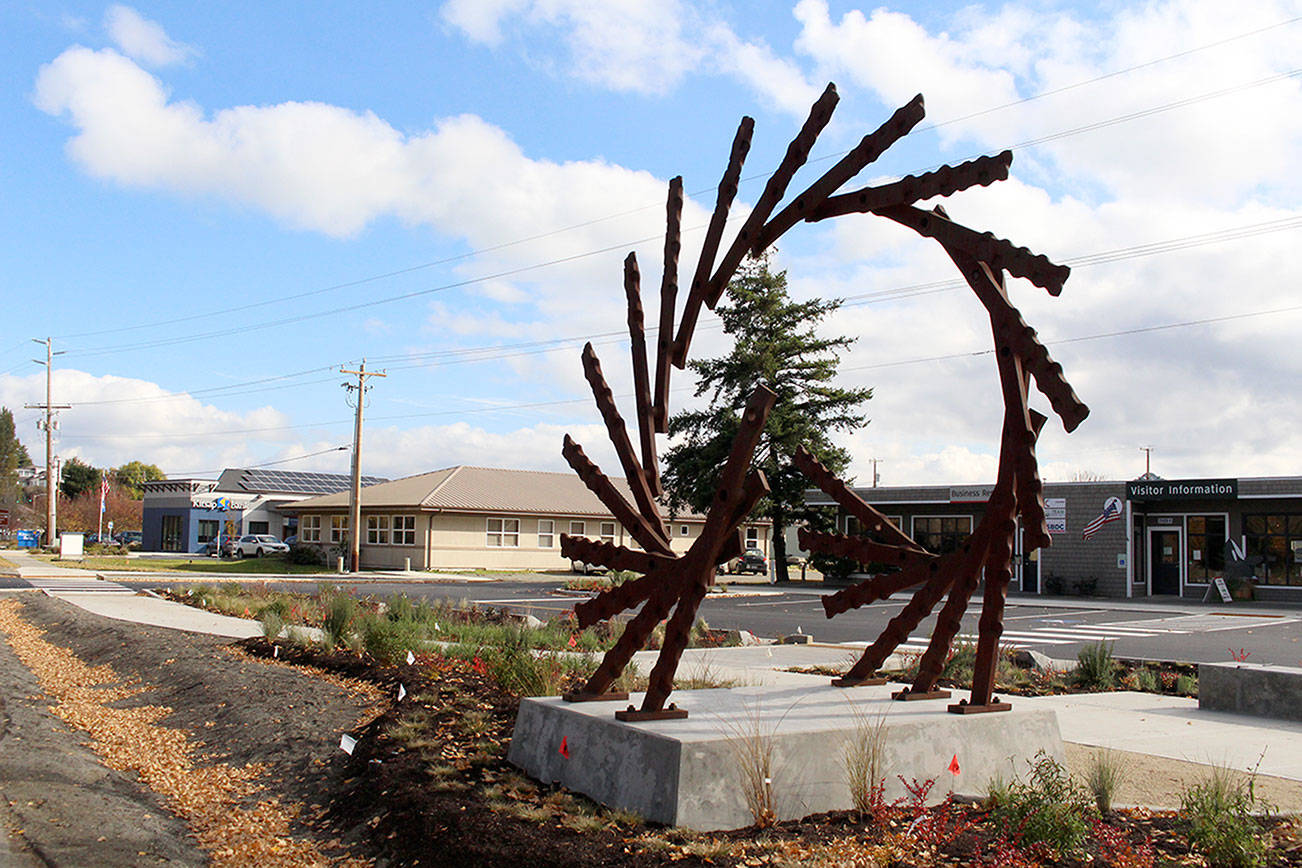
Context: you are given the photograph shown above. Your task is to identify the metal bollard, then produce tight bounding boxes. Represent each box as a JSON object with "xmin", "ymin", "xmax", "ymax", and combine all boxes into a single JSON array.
[{"xmin": 337, "ymin": 556, "xmax": 345, "ymax": 574}]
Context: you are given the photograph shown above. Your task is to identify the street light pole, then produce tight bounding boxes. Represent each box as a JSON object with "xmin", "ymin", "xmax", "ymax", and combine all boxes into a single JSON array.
[{"xmin": 342, "ymin": 360, "xmax": 385, "ymax": 573}]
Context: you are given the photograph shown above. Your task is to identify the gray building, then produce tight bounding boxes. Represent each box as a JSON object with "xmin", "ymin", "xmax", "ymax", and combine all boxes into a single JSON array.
[
  {"xmin": 802, "ymin": 475, "xmax": 1302, "ymax": 603},
  {"xmin": 141, "ymin": 468, "xmax": 385, "ymax": 553}
]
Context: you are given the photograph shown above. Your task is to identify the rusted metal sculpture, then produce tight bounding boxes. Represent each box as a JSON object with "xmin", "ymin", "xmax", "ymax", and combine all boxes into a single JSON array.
[
  {"xmin": 560, "ymin": 82, "xmax": 1084, "ymax": 719},
  {"xmin": 796, "ymin": 187, "xmax": 1087, "ymax": 715}
]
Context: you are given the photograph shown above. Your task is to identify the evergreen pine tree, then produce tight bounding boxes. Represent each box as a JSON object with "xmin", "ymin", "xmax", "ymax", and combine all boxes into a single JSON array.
[{"xmin": 661, "ymin": 256, "xmax": 871, "ymax": 580}]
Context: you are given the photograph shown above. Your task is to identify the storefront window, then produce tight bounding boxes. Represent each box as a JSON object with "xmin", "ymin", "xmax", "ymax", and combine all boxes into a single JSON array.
[
  {"xmin": 1185, "ymin": 515, "xmax": 1226, "ymax": 584},
  {"xmin": 1245, "ymin": 514, "xmax": 1302, "ymax": 586},
  {"xmin": 196, "ymin": 520, "xmax": 219, "ymax": 544},
  {"xmin": 912, "ymin": 516, "xmax": 973, "ymax": 555}
]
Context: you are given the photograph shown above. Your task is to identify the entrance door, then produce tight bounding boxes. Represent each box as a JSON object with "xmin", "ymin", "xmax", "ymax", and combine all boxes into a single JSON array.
[{"xmin": 1150, "ymin": 529, "xmax": 1181, "ymax": 595}]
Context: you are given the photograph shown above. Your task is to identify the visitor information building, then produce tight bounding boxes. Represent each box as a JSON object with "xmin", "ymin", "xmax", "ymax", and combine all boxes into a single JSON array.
[{"xmin": 803, "ymin": 476, "xmax": 1302, "ymax": 602}]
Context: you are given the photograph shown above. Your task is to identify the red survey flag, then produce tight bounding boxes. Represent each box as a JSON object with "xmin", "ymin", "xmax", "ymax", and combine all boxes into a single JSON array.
[
  {"xmin": 559, "ymin": 736, "xmax": 570, "ymax": 759},
  {"xmin": 948, "ymin": 754, "xmax": 961, "ymax": 776},
  {"xmin": 568, "ymin": 634, "xmax": 578, "ymax": 649}
]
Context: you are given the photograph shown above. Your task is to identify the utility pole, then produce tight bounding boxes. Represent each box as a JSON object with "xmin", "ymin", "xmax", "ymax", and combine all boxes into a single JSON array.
[
  {"xmin": 341, "ymin": 359, "xmax": 385, "ymax": 572},
  {"xmin": 25, "ymin": 338, "xmax": 69, "ymax": 547},
  {"xmin": 870, "ymin": 457, "xmax": 880, "ymax": 488},
  {"xmin": 1139, "ymin": 446, "xmax": 1154, "ymax": 478}
]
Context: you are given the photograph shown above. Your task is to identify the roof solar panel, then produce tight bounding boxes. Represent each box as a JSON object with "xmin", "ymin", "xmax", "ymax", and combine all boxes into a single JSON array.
[{"xmin": 227, "ymin": 468, "xmax": 387, "ymax": 495}]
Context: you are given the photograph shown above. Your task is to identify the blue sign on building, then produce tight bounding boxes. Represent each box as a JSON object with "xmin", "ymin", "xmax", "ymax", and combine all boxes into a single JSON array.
[{"xmin": 16, "ymin": 530, "xmax": 39, "ymax": 548}]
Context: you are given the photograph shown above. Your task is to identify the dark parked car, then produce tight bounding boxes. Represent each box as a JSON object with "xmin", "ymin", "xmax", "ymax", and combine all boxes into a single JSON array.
[
  {"xmin": 114, "ymin": 530, "xmax": 143, "ymax": 547},
  {"xmin": 727, "ymin": 548, "xmax": 768, "ymax": 575}
]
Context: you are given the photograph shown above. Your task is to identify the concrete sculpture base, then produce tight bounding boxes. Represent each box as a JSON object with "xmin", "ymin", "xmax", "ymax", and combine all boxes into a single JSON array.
[{"xmin": 508, "ymin": 683, "xmax": 1064, "ymax": 830}]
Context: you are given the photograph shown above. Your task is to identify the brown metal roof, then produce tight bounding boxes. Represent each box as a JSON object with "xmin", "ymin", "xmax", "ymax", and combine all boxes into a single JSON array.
[{"xmin": 290, "ymin": 465, "xmax": 709, "ymax": 519}]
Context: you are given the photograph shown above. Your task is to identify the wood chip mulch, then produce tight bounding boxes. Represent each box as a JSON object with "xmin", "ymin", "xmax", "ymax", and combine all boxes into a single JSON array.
[{"xmin": 0, "ymin": 598, "xmax": 368, "ymax": 867}]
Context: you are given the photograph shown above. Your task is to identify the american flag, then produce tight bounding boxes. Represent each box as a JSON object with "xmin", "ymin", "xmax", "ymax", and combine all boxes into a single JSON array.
[
  {"xmin": 1081, "ymin": 498, "xmax": 1122, "ymax": 539},
  {"xmin": 99, "ymin": 478, "xmax": 109, "ymax": 513}
]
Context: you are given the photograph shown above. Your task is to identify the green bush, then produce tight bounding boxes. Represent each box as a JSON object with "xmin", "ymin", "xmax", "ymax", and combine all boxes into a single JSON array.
[
  {"xmin": 288, "ymin": 543, "xmax": 325, "ymax": 566},
  {"xmin": 219, "ymin": 580, "xmax": 242, "ymax": 596},
  {"xmin": 1176, "ymin": 673, "xmax": 1198, "ymax": 695},
  {"xmin": 988, "ymin": 752, "xmax": 1094, "ymax": 858},
  {"xmin": 260, "ymin": 611, "xmax": 284, "ymax": 640},
  {"xmin": 1181, "ymin": 764, "xmax": 1271, "ymax": 867},
  {"xmin": 321, "ymin": 594, "xmax": 357, "ymax": 648},
  {"xmin": 480, "ymin": 627, "xmax": 566, "ymax": 696},
  {"xmin": 257, "ymin": 597, "xmax": 291, "ymax": 620},
  {"xmin": 1074, "ymin": 641, "xmax": 1117, "ymax": 690},
  {"xmin": 1134, "ymin": 667, "xmax": 1157, "ymax": 692},
  {"xmin": 360, "ymin": 614, "xmax": 421, "ymax": 664},
  {"xmin": 386, "ymin": 593, "xmax": 415, "ymax": 622}
]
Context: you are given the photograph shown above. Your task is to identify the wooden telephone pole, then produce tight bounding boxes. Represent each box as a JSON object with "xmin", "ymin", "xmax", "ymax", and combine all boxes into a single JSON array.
[
  {"xmin": 25, "ymin": 338, "xmax": 69, "ymax": 546},
  {"xmin": 342, "ymin": 360, "xmax": 385, "ymax": 572}
]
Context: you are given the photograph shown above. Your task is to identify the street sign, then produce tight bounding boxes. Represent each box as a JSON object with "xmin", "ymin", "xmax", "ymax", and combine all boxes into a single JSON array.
[{"xmin": 16, "ymin": 530, "xmax": 38, "ymax": 548}]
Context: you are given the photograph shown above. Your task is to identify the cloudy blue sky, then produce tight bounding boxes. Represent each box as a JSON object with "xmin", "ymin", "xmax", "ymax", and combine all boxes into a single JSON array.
[{"xmin": 1, "ymin": 0, "xmax": 1299, "ymax": 487}]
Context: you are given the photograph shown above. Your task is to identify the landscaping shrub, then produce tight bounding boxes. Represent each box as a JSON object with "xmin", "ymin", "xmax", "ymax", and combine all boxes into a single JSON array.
[
  {"xmin": 1083, "ymin": 749, "xmax": 1126, "ymax": 813},
  {"xmin": 474, "ymin": 627, "xmax": 568, "ymax": 696},
  {"xmin": 288, "ymin": 543, "xmax": 325, "ymax": 566},
  {"xmin": 219, "ymin": 580, "xmax": 242, "ymax": 596},
  {"xmin": 360, "ymin": 613, "xmax": 421, "ymax": 664},
  {"xmin": 1180, "ymin": 763, "xmax": 1271, "ymax": 867},
  {"xmin": 260, "ymin": 611, "xmax": 284, "ymax": 640},
  {"xmin": 1176, "ymin": 673, "xmax": 1198, "ymax": 695},
  {"xmin": 1074, "ymin": 641, "xmax": 1117, "ymax": 690},
  {"xmin": 988, "ymin": 752, "xmax": 1094, "ymax": 859},
  {"xmin": 843, "ymin": 708, "xmax": 888, "ymax": 816},
  {"xmin": 321, "ymin": 594, "xmax": 357, "ymax": 648},
  {"xmin": 257, "ymin": 598, "xmax": 291, "ymax": 620},
  {"xmin": 386, "ymin": 593, "xmax": 415, "ymax": 623}
]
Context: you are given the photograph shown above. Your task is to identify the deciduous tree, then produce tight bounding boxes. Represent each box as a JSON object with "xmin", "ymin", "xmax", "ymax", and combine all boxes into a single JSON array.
[
  {"xmin": 661, "ymin": 257, "xmax": 871, "ymax": 581},
  {"xmin": 113, "ymin": 460, "xmax": 166, "ymax": 499}
]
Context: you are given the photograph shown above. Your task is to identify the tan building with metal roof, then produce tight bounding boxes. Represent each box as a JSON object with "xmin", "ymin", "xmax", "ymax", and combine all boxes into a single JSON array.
[{"xmin": 290, "ymin": 465, "xmax": 771, "ymax": 572}]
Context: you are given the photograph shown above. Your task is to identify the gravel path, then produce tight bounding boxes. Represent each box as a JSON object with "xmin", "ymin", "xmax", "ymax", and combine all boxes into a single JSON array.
[{"xmin": 0, "ymin": 594, "xmax": 384, "ymax": 866}]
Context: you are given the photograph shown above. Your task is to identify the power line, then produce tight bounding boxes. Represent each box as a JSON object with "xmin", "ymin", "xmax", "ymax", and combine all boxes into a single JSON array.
[
  {"xmin": 165, "ymin": 445, "xmax": 349, "ymax": 477},
  {"xmin": 48, "ymin": 214, "xmax": 1302, "ymax": 408},
  {"xmin": 55, "ymin": 300, "xmax": 1302, "ymax": 442},
  {"xmin": 48, "ymin": 18, "xmax": 1301, "ymax": 353}
]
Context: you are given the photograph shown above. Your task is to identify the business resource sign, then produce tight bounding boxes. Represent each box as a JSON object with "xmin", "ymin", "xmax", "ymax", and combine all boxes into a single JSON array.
[{"xmin": 1125, "ymin": 478, "xmax": 1238, "ymax": 501}]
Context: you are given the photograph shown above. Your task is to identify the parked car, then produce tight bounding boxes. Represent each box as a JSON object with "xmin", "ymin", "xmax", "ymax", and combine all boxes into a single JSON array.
[
  {"xmin": 232, "ymin": 534, "xmax": 290, "ymax": 558},
  {"xmin": 199, "ymin": 538, "xmax": 239, "ymax": 557},
  {"xmin": 113, "ymin": 530, "xmax": 143, "ymax": 548},
  {"xmin": 727, "ymin": 548, "xmax": 768, "ymax": 575},
  {"xmin": 570, "ymin": 559, "xmax": 607, "ymax": 576}
]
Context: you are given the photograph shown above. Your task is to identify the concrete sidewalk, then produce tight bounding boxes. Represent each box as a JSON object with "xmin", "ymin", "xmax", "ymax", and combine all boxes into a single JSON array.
[
  {"xmin": 1, "ymin": 549, "xmax": 100, "ymax": 579},
  {"xmin": 3, "ymin": 576, "xmax": 1299, "ymax": 785}
]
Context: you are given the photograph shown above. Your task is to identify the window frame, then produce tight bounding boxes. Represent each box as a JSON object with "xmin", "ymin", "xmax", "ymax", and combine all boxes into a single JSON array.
[
  {"xmin": 487, "ymin": 517, "xmax": 521, "ymax": 548},
  {"xmin": 330, "ymin": 515, "xmax": 348, "ymax": 544},
  {"xmin": 302, "ymin": 515, "xmax": 322, "ymax": 543},
  {"xmin": 538, "ymin": 519, "xmax": 554, "ymax": 548},
  {"xmin": 911, "ymin": 515, "xmax": 974, "ymax": 555},
  {"xmin": 367, "ymin": 514, "xmax": 391, "ymax": 545},
  {"xmin": 392, "ymin": 514, "xmax": 416, "ymax": 546}
]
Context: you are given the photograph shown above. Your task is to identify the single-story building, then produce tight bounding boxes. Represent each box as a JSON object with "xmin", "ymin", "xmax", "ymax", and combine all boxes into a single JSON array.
[
  {"xmin": 290, "ymin": 464, "xmax": 772, "ymax": 572},
  {"xmin": 141, "ymin": 468, "xmax": 385, "ymax": 553},
  {"xmin": 800, "ymin": 475, "xmax": 1302, "ymax": 602}
]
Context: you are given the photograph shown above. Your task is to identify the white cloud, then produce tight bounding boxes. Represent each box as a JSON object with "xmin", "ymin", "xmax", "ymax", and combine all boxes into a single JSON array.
[
  {"xmin": 441, "ymin": 0, "xmax": 704, "ymax": 95},
  {"xmin": 104, "ymin": 5, "xmax": 196, "ymax": 67},
  {"xmin": 0, "ymin": 369, "xmax": 299, "ymax": 475},
  {"xmin": 439, "ymin": 0, "xmax": 822, "ymax": 116}
]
